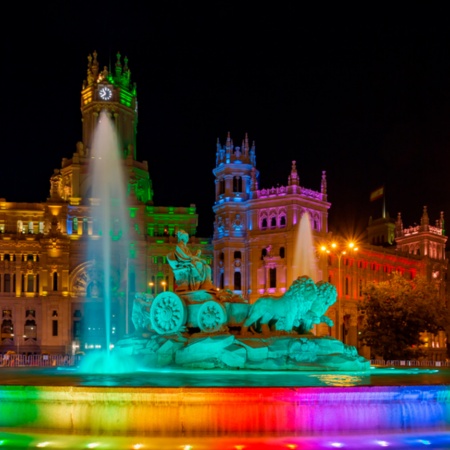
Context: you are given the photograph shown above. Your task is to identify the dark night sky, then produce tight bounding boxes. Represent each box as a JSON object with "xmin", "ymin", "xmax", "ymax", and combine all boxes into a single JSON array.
[{"xmin": 2, "ymin": 4, "xmax": 450, "ymax": 240}]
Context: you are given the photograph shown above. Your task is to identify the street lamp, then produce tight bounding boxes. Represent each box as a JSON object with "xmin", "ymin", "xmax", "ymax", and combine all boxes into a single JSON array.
[
  {"xmin": 148, "ymin": 281, "xmax": 154, "ymax": 295},
  {"xmin": 161, "ymin": 280, "xmax": 167, "ymax": 292},
  {"xmin": 320, "ymin": 241, "xmax": 358, "ymax": 341}
]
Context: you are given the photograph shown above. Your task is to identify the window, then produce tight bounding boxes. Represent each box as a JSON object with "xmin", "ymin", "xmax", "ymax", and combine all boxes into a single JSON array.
[
  {"xmin": 269, "ymin": 268, "xmax": 277, "ymax": 288},
  {"xmin": 4, "ymin": 274, "xmax": 10, "ymax": 292},
  {"xmin": 27, "ymin": 275, "xmax": 34, "ymax": 292},
  {"xmin": 73, "ymin": 320, "xmax": 81, "ymax": 339},
  {"xmin": 220, "ymin": 272, "xmax": 224, "ymax": 289},
  {"xmin": 261, "ymin": 218, "xmax": 267, "ymax": 229},
  {"xmin": 280, "ymin": 216, "xmax": 286, "ymax": 228},
  {"xmin": 279, "ymin": 247, "xmax": 285, "ymax": 258},
  {"xmin": 25, "ymin": 320, "xmax": 37, "ymax": 339},
  {"xmin": 233, "ymin": 176, "xmax": 242, "ymax": 192},
  {"xmin": 52, "ymin": 320, "xmax": 58, "ymax": 337},
  {"xmin": 219, "ymin": 179, "xmax": 225, "ymax": 195},
  {"xmin": 234, "ymin": 271, "xmax": 241, "ymax": 290},
  {"xmin": 83, "ymin": 218, "xmax": 89, "ymax": 234},
  {"xmin": 234, "ymin": 251, "xmax": 241, "ymax": 259},
  {"xmin": 270, "ymin": 216, "xmax": 277, "ymax": 228},
  {"xmin": 53, "ymin": 272, "xmax": 58, "ymax": 291},
  {"xmin": 345, "ymin": 277, "xmax": 349, "ymax": 295}
]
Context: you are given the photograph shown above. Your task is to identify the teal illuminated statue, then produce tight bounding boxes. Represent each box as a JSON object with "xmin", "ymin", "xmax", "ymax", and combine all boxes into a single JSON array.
[{"xmin": 121, "ymin": 232, "xmax": 369, "ymax": 372}]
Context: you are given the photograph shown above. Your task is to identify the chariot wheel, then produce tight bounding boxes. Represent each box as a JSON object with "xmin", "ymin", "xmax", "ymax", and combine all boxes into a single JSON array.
[
  {"xmin": 197, "ymin": 301, "xmax": 227, "ymax": 333},
  {"xmin": 149, "ymin": 292, "xmax": 187, "ymax": 335}
]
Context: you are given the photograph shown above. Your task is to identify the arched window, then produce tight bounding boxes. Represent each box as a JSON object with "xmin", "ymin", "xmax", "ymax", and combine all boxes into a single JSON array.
[
  {"xmin": 25, "ymin": 320, "xmax": 37, "ymax": 339},
  {"xmin": 279, "ymin": 215, "xmax": 286, "ymax": 228},
  {"xmin": 261, "ymin": 218, "xmax": 267, "ymax": 230},
  {"xmin": 233, "ymin": 176, "xmax": 242, "ymax": 192},
  {"xmin": 270, "ymin": 216, "xmax": 277, "ymax": 228}
]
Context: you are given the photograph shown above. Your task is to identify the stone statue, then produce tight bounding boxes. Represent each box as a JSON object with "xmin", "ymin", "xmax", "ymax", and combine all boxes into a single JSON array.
[
  {"xmin": 295, "ymin": 280, "xmax": 337, "ymax": 334},
  {"xmin": 244, "ymin": 275, "xmax": 318, "ymax": 334},
  {"xmin": 131, "ymin": 292, "xmax": 153, "ymax": 334},
  {"xmin": 50, "ymin": 169, "xmax": 62, "ymax": 199},
  {"xmin": 167, "ymin": 229, "xmax": 214, "ymax": 291}
]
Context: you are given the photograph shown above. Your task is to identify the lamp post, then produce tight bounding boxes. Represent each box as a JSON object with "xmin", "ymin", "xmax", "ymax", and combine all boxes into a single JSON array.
[
  {"xmin": 320, "ymin": 241, "xmax": 358, "ymax": 341},
  {"xmin": 148, "ymin": 281, "xmax": 154, "ymax": 295},
  {"xmin": 161, "ymin": 280, "xmax": 167, "ymax": 292}
]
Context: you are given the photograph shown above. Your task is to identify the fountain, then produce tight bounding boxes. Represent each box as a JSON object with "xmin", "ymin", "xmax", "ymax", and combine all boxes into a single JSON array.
[
  {"xmin": 79, "ymin": 109, "xmax": 131, "ymax": 372},
  {"xmin": 1, "ymin": 117, "xmax": 449, "ymax": 450},
  {"xmin": 293, "ymin": 211, "xmax": 319, "ymax": 281}
]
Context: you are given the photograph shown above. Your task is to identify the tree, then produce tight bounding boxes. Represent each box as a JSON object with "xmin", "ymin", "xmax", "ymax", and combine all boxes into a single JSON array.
[{"xmin": 358, "ymin": 272, "xmax": 448, "ymax": 360}]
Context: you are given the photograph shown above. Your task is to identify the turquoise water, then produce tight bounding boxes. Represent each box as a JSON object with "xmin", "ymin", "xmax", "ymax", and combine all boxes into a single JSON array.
[{"xmin": 0, "ymin": 365, "xmax": 447, "ymax": 387}]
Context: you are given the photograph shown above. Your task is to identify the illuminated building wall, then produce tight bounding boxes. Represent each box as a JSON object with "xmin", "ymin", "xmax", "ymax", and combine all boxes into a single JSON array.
[
  {"xmin": 212, "ymin": 136, "xmax": 448, "ymax": 359},
  {"xmin": 0, "ymin": 52, "xmax": 212, "ymax": 355}
]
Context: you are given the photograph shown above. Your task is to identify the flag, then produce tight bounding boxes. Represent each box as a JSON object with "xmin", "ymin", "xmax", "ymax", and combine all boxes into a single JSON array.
[{"xmin": 370, "ymin": 186, "xmax": 384, "ymax": 202}]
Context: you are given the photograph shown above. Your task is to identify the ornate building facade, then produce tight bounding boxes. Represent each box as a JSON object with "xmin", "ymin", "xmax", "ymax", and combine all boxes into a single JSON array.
[
  {"xmin": 211, "ymin": 136, "xmax": 448, "ymax": 359},
  {"xmin": 1, "ymin": 52, "xmax": 447, "ymax": 360},
  {"xmin": 211, "ymin": 132, "xmax": 330, "ymax": 301},
  {"xmin": 0, "ymin": 52, "xmax": 212, "ymax": 355}
]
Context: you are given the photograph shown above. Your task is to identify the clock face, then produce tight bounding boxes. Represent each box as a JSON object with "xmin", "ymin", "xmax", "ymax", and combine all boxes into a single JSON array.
[{"xmin": 99, "ymin": 87, "xmax": 112, "ymax": 101}]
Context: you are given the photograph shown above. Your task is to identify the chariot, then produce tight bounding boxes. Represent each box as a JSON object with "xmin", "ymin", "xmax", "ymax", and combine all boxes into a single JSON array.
[{"xmin": 148, "ymin": 290, "xmax": 250, "ymax": 335}]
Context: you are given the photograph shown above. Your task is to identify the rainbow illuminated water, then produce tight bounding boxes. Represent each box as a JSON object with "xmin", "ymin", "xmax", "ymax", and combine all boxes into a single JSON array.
[{"xmin": 1, "ymin": 366, "xmax": 450, "ymax": 449}]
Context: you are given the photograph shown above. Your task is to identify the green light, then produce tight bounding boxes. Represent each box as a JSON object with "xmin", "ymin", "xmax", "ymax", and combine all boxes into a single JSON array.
[{"xmin": 156, "ymin": 240, "xmax": 164, "ymax": 244}]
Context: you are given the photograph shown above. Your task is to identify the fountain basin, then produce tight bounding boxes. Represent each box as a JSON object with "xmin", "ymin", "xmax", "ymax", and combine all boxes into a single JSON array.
[{"xmin": 1, "ymin": 384, "xmax": 449, "ymax": 435}]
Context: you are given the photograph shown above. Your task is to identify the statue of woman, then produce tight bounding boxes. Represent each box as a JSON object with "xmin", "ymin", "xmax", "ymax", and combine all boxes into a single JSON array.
[{"xmin": 167, "ymin": 230, "xmax": 213, "ymax": 291}]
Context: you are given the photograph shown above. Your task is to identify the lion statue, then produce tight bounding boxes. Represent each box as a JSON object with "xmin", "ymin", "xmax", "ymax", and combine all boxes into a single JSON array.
[
  {"xmin": 244, "ymin": 275, "xmax": 318, "ymax": 334},
  {"xmin": 295, "ymin": 280, "xmax": 337, "ymax": 334}
]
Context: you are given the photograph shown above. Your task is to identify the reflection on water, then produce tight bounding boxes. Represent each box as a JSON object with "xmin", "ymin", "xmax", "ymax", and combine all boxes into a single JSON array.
[{"xmin": 314, "ymin": 373, "xmax": 368, "ymax": 386}]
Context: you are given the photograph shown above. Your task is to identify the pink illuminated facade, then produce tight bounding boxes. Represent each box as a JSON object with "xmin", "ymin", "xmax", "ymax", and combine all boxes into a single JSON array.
[
  {"xmin": 212, "ymin": 133, "xmax": 330, "ymax": 302},
  {"xmin": 211, "ymin": 135, "xmax": 448, "ymax": 359}
]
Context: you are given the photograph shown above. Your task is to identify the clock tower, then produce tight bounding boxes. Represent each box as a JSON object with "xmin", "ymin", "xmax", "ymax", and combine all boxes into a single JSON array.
[
  {"xmin": 80, "ymin": 50, "xmax": 138, "ymax": 159},
  {"xmin": 51, "ymin": 51, "xmax": 153, "ymax": 205}
]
